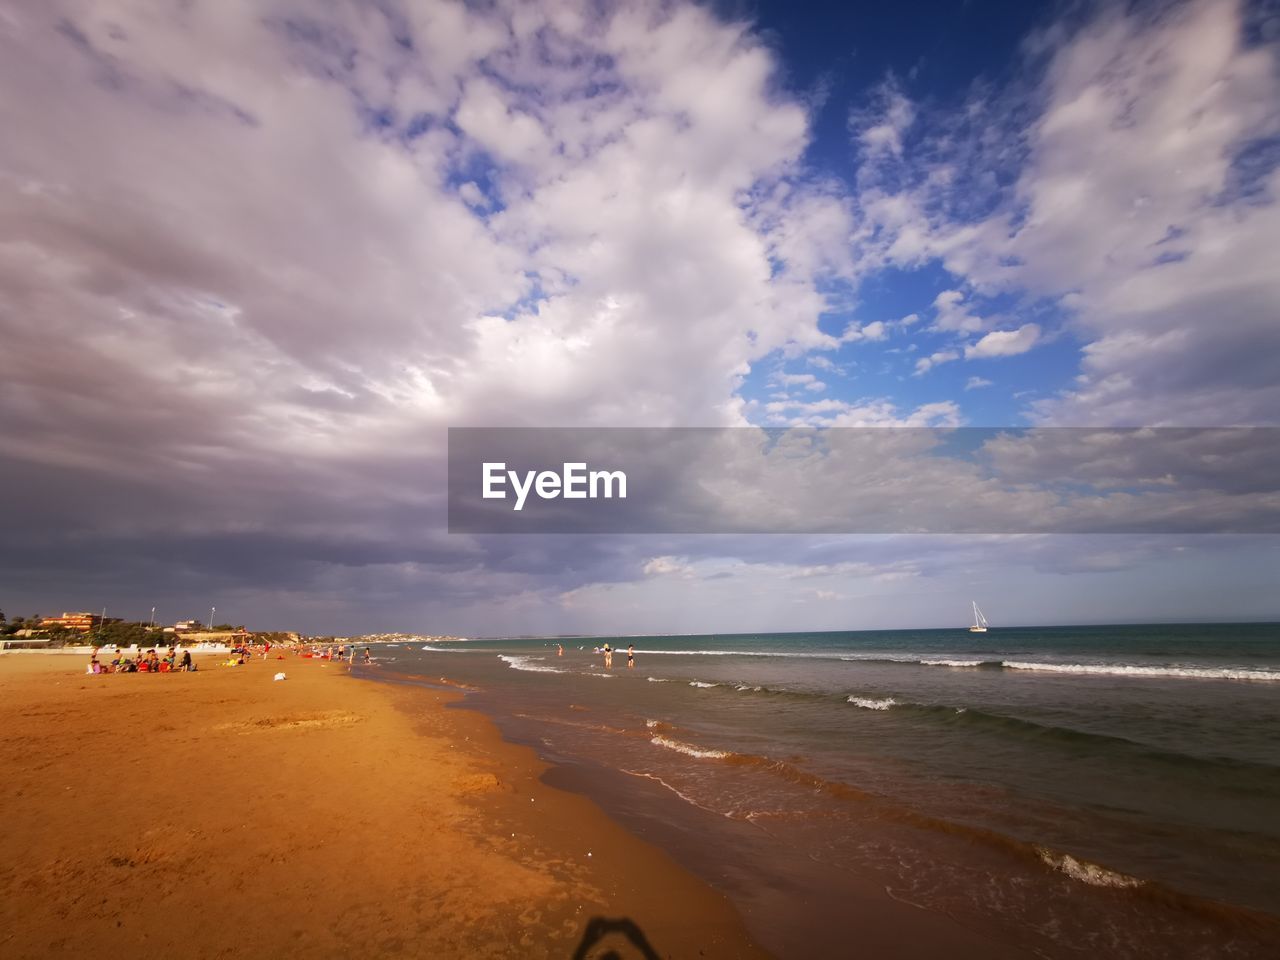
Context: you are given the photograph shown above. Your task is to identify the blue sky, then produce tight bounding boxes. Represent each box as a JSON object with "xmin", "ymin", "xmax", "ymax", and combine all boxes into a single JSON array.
[{"xmin": 0, "ymin": 0, "xmax": 1278, "ymax": 634}]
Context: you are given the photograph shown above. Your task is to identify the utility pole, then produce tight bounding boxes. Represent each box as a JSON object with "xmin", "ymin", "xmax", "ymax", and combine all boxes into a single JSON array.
[
  {"xmin": 149, "ymin": 606, "xmax": 156, "ymax": 629},
  {"xmin": 209, "ymin": 606, "xmax": 216, "ymax": 630}
]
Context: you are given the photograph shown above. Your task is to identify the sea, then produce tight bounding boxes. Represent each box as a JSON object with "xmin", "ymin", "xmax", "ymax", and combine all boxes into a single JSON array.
[{"xmin": 361, "ymin": 623, "xmax": 1280, "ymax": 958}]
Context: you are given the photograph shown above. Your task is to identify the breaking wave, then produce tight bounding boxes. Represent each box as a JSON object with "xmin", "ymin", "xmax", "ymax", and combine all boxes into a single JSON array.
[
  {"xmin": 1002, "ymin": 661, "xmax": 1280, "ymax": 682},
  {"xmin": 497, "ymin": 655, "xmax": 567, "ymax": 674},
  {"xmin": 1037, "ymin": 848, "xmax": 1144, "ymax": 888},
  {"xmin": 650, "ymin": 734, "xmax": 730, "ymax": 759},
  {"xmin": 847, "ymin": 696, "xmax": 897, "ymax": 710}
]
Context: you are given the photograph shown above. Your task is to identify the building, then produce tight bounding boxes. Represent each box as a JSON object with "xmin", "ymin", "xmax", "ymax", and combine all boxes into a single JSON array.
[{"xmin": 38, "ymin": 612, "xmax": 120, "ymax": 632}]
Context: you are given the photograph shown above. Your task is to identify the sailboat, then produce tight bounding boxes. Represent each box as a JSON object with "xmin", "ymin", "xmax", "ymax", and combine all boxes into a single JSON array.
[{"xmin": 968, "ymin": 601, "xmax": 989, "ymax": 633}]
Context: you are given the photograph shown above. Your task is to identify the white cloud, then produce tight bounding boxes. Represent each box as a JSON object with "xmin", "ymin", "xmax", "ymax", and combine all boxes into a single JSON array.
[
  {"xmin": 773, "ymin": 372, "xmax": 826, "ymax": 392},
  {"xmin": 930, "ymin": 289, "xmax": 988, "ymax": 333},
  {"xmin": 853, "ymin": 78, "xmax": 916, "ymax": 159},
  {"xmin": 965, "ymin": 376, "xmax": 994, "ymax": 390},
  {"xmin": 914, "ymin": 349, "xmax": 960, "ymax": 375},
  {"xmin": 642, "ymin": 556, "xmax": 694, "ymax": 578},
  {"xmin": 1, "ymin": 0, "xmax": 1275, "ymax": 633},
  {"xmin": 860, "ymin": 0, "xmax": 1280, "ymax": 425},
  {"xmin": 840, "ymin": 320, "xmax": 887, "ymax": 342},
  {"xmin": 966, "ymin": 323, "xmax": 1041, "ymax": 359}
]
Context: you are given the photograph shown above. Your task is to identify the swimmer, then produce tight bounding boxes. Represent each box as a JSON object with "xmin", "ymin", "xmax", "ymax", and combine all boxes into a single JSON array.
[{"xmin": 626, "ymin": 644, "xmax": 635, "ymax": 668}]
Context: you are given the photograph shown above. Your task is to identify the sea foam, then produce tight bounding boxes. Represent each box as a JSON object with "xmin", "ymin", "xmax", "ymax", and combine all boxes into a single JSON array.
[
  {"xmin": 1003, "ymin": 661, "xmax": 1280, "ymax": 682},
  {"xmin": 651, "ymin": 734, "xmax": 729, "ymax": 759},
  {"xmin": 497, "ymin": 654, "xmax": 566, "ymax": 674},
  {"xmin": 847, "ymin": 696, "xmax": 897, "ymax": 710},
  {"xmin": 1037, "ymin": 848, "xmax": 1144, "ymax": 888}
]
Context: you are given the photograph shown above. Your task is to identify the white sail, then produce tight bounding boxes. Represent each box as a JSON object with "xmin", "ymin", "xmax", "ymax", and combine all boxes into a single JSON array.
[{"xmin": 969, "ymin": 601, "xmax": 989, "ymax": 632}]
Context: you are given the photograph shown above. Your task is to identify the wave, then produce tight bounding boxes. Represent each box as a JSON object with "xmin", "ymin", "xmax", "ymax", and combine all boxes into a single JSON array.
[
  {"xmin": 650, "ymin": 734, "xmax": 729, "ymax": 759},
  {"xmin": 585, "ymin": 646, "xmax": 1280, "ymax": 682},
  {"xmin": 1037, "ymin": 848, "xmax": 1144, "ymax": 888},
  {"xmin": 641, "ymin": 649, "xmax": 837, "ymax": 658},
  {"xmin": 638, "ymin": 727, "xmax": 1280, "ymax": 935},
  {"xmin": 421, "ymin": 644, "xmax": 470, "ymax": 652},
  {"xmin": 847, "ymin": 696, "xmax": 897, "ymax": 711},
  {"xmin": 1002, "ymin": 661, "xmax": 1280, "ymax": 682},
  {"xmin": 689, "ymin": 680, "xmax": 719, "ymax": 688},
  {"xmin": 497, "ymin": 655, "xmax": 567, "ymax": 674}
]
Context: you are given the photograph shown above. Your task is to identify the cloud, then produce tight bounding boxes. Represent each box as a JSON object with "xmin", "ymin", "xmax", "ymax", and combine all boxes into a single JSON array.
[
  {"xmin": 642, "ymin": 556, "xmax": 694, "ymax": 578},
  {"xmin": 1, "ymin": 0, "xmax": 1275, "ymax": 633},
  {"xmin": 965, "ymin": 376, "xmax": 994, "ymax": 390},
  {"xmin": 858, "ymin": 0, "xmax": 1280, "ymax": 426},
  {"xmin": 914, "ymin": 349, "xmax": 960, "ymax": 375},
  {"xmin": 965, "ymin": 323, "xmax": 1041, "ymax": 359},
  {"xmin": 773, "ymin": 372, "xmax": 827, "ymax": 392},
  {"xmin": 840, "ymin": 320, "xmax": 887, "ymax": 342},
  {"xmin": 852, "ymin": 77, "xmax": 916, "ymax": 160},
  {"xmin": 929, "ymin": 289, "xmax": 989, "ymax": 333}
]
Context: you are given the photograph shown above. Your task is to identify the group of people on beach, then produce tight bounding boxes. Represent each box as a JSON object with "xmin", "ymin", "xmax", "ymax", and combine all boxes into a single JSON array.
[
  {"xmin": 87, "ymin": 648, "xmax": 194, "ymax": 674},
  {"xmin": 304, "ymin": 644, "xmax": 371, "ymax": 664},
  {"xmin": 590, "ymin": 642, "xmax": 635, "ymax": 669}
]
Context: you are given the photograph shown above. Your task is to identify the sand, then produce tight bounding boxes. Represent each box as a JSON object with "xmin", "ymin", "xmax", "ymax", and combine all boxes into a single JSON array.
[{"xmin": 0, "ymin": 653, "xmax": 768, "ymax": 959}]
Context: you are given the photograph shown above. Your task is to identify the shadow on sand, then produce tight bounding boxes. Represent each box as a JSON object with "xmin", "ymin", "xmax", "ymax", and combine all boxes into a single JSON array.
[{"xmin": 571, "ymin": 916, "xmax": 662, "ymax": 959}]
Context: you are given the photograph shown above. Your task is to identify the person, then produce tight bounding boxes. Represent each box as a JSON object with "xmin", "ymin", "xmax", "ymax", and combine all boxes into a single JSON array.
[
  {"xmin": 556, "ymin": 643, "xmax": 564, "ymax": 657},
  {"xmin": 602, "ymin": 642, "xmax": 612, "ymax": 669},
  {"xmin": 362, "ymin": 647, "xmax": 372, "ymax": 664},
  {"xmin": 180, "ymin": 650, "xmax": 192, "ymax": 672},
  {"xmin": 626, "ymin": 644, "xmax": 635, "ymax": 669}
]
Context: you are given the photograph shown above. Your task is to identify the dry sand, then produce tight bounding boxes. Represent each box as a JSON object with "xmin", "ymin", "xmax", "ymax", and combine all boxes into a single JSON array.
[{"xmin": 0, "ymin": 653, "xmax": 768, "ymax": 959}]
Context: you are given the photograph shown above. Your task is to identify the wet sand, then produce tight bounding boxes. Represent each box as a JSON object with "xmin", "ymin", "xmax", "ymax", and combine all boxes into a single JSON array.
[{"xmin": 0, "ymin": 654, "xmax": 766, "ymax": 959}]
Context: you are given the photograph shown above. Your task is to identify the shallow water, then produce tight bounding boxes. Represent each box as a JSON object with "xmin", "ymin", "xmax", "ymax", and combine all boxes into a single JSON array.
[{"xmin": 374, "ymin": 623, "xmax": 1280, "ymax": 957}]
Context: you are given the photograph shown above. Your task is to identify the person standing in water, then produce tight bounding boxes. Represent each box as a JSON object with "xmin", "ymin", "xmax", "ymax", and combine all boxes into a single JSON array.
[
  {"xmin": 556, "ymin": 643, "xmax": 564, "ymax": 657},
  {"xmin": 626, "ymin": 644, "xmax": 635, "ymax": 669},
  {"xmin": 602, "ymin": 642, "xmax": 612, "ymax": 669}
]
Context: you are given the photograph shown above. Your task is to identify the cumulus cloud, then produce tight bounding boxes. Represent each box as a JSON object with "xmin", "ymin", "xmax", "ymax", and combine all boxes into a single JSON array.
[
  {"xmin": 966, "ymin": 323, "xmax": 1042, "ymax": 359},
  {"xmin": 858, "ymin": 0, "xmax": 1280, "ymax": 426},
  {"xmin": 1, "ymin": 0, "xmax": 1275, "ymax": 632},
  {"xmin": 929, "ymin": 289, "xmax": 989, "ymax": 333},
  {"xmin": 840, "ymin": 320, "xmax": 887, "ymax": 342},
  {"xmin": 914, "ymin": 349, "xmax": 960, "ymax": 375}
]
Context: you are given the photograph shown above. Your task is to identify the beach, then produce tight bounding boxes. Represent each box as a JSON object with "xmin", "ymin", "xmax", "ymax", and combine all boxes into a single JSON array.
[
  {"xmin": 0, "ymin": 653, "xmax": 767, "ymax": 959},
  {"xmin": 7, "ymin": 626, "xmax": 1278, "ymax": 960}
]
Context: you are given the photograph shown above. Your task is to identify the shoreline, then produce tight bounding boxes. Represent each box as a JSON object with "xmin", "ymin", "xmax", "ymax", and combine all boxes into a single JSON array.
[
  {"xmin": 0, "ymin": 652, "xmax": 767, "ymax": 959},
  {"xmin": 451, "ymin": 684, "xmax": 1041, "ymax": 960},
  {"xmin": 401, "ymin": 641, "xmax": 1280, "ymax": 960}
]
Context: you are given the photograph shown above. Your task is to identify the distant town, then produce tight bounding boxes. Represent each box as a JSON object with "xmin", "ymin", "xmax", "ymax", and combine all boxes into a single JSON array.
[
  {"xmin": 1, "ymin": 609, "xmax": 314, "ymax": 650},
  {"xmin": 0, "ymin": 609, "xmax": 460, "ymax": 651}
]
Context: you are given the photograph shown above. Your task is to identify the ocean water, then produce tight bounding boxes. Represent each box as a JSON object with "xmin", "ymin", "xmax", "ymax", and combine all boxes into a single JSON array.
[{"xmin": 368, "ymin": 623, "xmax": 1280, "ymax": 958}]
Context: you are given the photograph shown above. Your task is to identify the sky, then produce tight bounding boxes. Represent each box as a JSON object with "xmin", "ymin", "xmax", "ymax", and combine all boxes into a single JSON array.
[{"xmin": 1, "ymin": 0, "xmax": 1278, "ymax": 635}]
